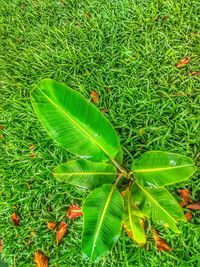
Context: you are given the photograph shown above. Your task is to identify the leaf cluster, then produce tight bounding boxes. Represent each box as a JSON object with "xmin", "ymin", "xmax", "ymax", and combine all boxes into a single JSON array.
[{"xmin": 31, "ymin": 79, "xmax": 196, "ymax": 263}]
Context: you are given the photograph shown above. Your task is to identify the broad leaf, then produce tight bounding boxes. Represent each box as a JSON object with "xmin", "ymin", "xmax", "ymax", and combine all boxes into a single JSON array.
[
  {"xmin": 115, "ymin": 146, "xmax": 123, "ymax": 165},
  {"xmin": 132, "ymin": 151, "xmax": 196, "ymax": 187},
  {"xmin": 122, "ymin": 188, "xmax": 146, "ymax": 245},
  {"xmin": 31, "ymin": 79, "xmax": 120, "ymax": 162},
  {"xmin": 131, "ymin": 183, "xmax": 186, "ymax": 233},
  {"xmin": 82, "ymin": 184, "xmax": 124, "ymax": 262},
  {"xmin": 54, "ymin": 159, "xmax": 117, "ymax": 189}
]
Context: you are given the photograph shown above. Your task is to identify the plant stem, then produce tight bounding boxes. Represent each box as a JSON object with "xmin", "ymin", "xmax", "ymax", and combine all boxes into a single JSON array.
[
  {"xmin": 110, "ymin": 157, "xmax": 127, "ymax": 175},
  {"xmin": 113, "ymin": 173, "xmax": 124, "ymax": 187}
]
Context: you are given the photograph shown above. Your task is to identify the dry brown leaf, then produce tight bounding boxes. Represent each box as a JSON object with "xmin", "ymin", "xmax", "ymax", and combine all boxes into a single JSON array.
[
  {"xmin": 67, "ymin": 205, "xmax": 83, "ymax": 219},
  {"xmin": 190, "ymin": 71, "xmax": 200, "ymax": 76},
  {"xmin": 0, "ymin": 240, "xmax": 3, "ymax": 252},
  {"xmin": 11, "ymin": 212, "xmax": 20, "ymax": 226},
  {"xmin": 47, "ymin": 222, "xmax": 57, "ymax": 230},
  {"xmin": 34, "ymin": 250, "xmax": 48, "ymax": 267},
  {"xmin": 177, "ymin": 189, "xmax": 191, "ymax": 206},
  {"xmin": 176, "ymin": 56, "xmax": 191, "ymax": 69},
  {"xmin": 101, "ymin": 108, "xmax": 109, "ymax": 113},
  {"xmin": 56, "ymin": 222, "xmax": 67, "ymax": 245},
  {"xmin": 186, "ymin": 202, "xmax": 200, "ymax": 210},
  {"xmin": 179, "ymin": 201, "xmax": 185, "ymax": 208},
  {"xmin": 0, "ymin": 125, "xmax": 4, "ymax": 130},
  {"xmin": 153, "ymin": 230, "xmax": 172, "ymax": 252},
  {"xmin": 90, "ymin": 91, "xmax": 99, "ymax": 104},
  {"xmin": 184, "ymin": 211, "xmax": 193, "ymax": 221}
]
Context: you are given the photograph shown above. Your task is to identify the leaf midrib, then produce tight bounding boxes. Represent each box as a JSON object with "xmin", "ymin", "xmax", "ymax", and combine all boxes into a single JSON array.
[
  {"xmin": 54, "ymin": 172, "xmax": 116, "ymax": 176},
  {"xmin": 37, "ymin": 86, "xmax": 111, "ymax": 158},
  {"xmin": 134, "ymin": 164, "xmax": 193, "ymax": 173},
  {"xmin": 90, "ymin": 185, "xmax": 115, "ymax": 260},
  {"xmin": 127, "ymin": 190, "xmax": 134, "ymax": 239},
  {"xmin": 136, "ymin": 183, "xmax": 177, "ymax": 224}
]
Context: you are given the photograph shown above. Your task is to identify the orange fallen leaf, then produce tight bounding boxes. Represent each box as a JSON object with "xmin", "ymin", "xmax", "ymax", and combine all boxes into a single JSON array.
[
  {"xmin": 11, "ymin": 212, "xmax": 20, "ymax": 226},
  {"xmin": 176, "ymin": 56, "xmax": 191, "ymax": 69},
  {"xmin": 67, "ymin": 205, "xmax": 83, "ymax": 219},
  {"xmin": 185, "ymin": 211, "xmax": 193, "ymax": 221},
  {"xmin": 34, "ymin": 250, "xmax": 48, "ymax": 267},
  {"xmin": 190, "ymin": 71, "xmax": 200, "ymax": 76},
  {"xmin": 56, "ymin": 222, "xmax": 67, "ymax": 245},
  {"xmin": 90, "ymin": 91, "xmax": 99, "ymax": 104},
  {"xmin": 153, "ymin": 230, "xmax": 172, "ymax": 252},
  {"xmin": 177, "ymin": 189, "xmax": 191, "ymax": 206},
  {"xmin": 47, "ymin": 222, "xmax": 57, "ymax": 230},
  {"xmin": 0, "ymin": 240, "xmax": 3, "ymax": 252},
  {"xmin": 107, "ymin": 87, "xmax": 111, "ymax": 93},
  {"xmin": 179, "ymin": 201, "xmax": 185, "ymax": 208},
  {"xmin": 186, "ymin": 202, "xmax": 200, "ymax": 210}
]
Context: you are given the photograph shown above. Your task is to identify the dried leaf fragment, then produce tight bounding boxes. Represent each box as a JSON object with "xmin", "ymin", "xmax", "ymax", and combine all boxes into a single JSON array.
[
  {"xmin": 185, "ymin": 211, "xmax": 192, "ymax": 221},
  {"xmin": 56, "ymin": 222, "xmax": 67, "ymax": 245},
  {"xmin": 176, "ymin": 56, "xmax": 191, "ymax": 69},
  {"xmin": 153, "ymin": 230, "xmax": 172, "ymax": 252},
  {"xmin": 67, "ymin": 205, "xmax": 83, "ymax": 219},
  {"xmin": 90, "ymin": 91, "xmax": 99, "ymax": 104},
  {"xmin": 177, "ymin": 189, "xmax": 191, "ymax": 206},
  {"xmin": 47, "ymin": 222, "xmax": 57, "ymax": 230},
  {"xmin": 101, "ymin": 108, "xmax": 109, "ymax": 113},
  {"xmin": 11, "ymin": 212, "xmax": 20, "ymax": 226},
  {"xmin": 0, "ymin": 125, "xmax": 4, "ymax": 130},
  {"xmin": 190, "ymin": 71, "xmax": 200, "ymax": 76},
  {"xmin": 29, "ymin": 144, "xmax": 35, "ymax": 150},
  {"xmin": 179, "ymin": 201, "xmax": 185, "ymax": 208},
  {"xmin": 186, "ymin": 202, "xmax": 200, "ymax": 210},
  {"xmin": 34, "ymin": 250, "xmax": 48, "ymax": 267},
  {"xmin": 0, "ymin": 240, "xmax": 3, "ymax": 252}
]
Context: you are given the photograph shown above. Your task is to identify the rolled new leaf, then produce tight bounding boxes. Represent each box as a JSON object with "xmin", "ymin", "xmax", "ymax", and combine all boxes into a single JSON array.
[
  {"xmin": 132, "ymin": 151, "xmax": 196, "ymax": 187},
  {"xmin": 122, "ymin": 187, "xmax": 146, "ymax": 245},
  {"xmin": 31, "ymin": 79, "xmax": 120, "ymax": 162},
  {"xmin": 82, "ymin": 184, "xmax": 124, "ymax": 262},
  {"xmin": 131, "ymin": 183, "xmax": 186, "ymax": 233},
  {"xmin": 54, "ymin": 159, "xmax": 117, "ymax": 190}
]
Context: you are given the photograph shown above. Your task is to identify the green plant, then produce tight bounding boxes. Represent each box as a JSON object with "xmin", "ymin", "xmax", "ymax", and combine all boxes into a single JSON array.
[{"xmin": 31, "ymin": 79, "xmax": 197, "ymax": 263}]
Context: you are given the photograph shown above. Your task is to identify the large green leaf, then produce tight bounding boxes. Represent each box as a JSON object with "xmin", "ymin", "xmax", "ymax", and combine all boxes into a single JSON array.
[
  {"xmin": 54, "ymin": 159, "xmax": 117, "ymax": 190},
  {"xmin": 132, "ymin": 151, "xmax": 196, "ymax": 187},
  {"xmin": 82, "ymin": 184, "xmax": 124, "ymax": 262},
  {"xmin": 131, "ymin": 183, "xmax": 185, "ymax": 233},
  {"xmin": 114, "ymin": 146, "xmax": 123, "ymax": 165},
  {"xmin": 122, "ymin": 187, "xmax": 146, "ymax": 245},
  {"xmin": 31, "ymin": 79, "xmax": 120, "ymax": 162}
]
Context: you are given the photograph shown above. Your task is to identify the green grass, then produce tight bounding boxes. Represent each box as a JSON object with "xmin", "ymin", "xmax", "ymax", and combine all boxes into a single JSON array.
[{"xmin": 0, "ymin": 0, "xmax": 200, "ymax": 266}]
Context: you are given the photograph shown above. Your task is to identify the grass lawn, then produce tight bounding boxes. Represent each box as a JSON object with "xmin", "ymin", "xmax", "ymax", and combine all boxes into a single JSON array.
[{"xmin": 0, "ymin": 0, "xmax": 200, "ymax": 266}]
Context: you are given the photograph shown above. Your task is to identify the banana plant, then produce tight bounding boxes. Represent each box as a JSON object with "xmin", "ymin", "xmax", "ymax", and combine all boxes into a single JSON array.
[{"xmin": 31, "ymin": 79, "xmax": 197, "ymax": 263}]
